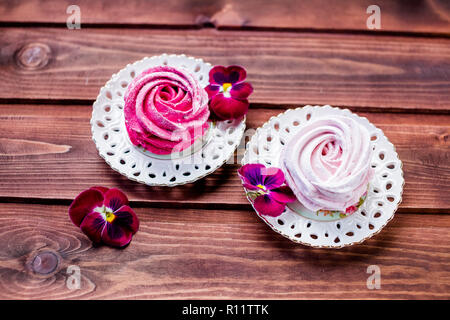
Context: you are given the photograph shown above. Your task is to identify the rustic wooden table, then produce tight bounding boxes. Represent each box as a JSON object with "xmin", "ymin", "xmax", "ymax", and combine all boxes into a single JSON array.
[{"xmin": 0, "ymin": 0, "xmax": 449, "ymax": 299}]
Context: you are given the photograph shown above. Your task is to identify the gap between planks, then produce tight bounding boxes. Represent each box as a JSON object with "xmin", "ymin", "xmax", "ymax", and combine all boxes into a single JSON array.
[
  {"xmin": 0, "ymin": 22, "xmax": 449, "ymax": 39},
  {"xmin": 0, "ymin": 99, "xmax": 449, "ymax": 116}
]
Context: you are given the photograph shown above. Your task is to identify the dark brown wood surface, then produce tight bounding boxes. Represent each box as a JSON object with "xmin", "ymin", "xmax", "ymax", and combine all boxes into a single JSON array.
[
  {"xmin": 0, "ymin": 203, "xmax": 448, "ymax": 299},
  {"xmin": 1, "ymin": 0, "xmax": 449, "ymax": 35},
  {"xmin": 0, "ymin": 0, "xmax": 449, "ymax": 300},
  {"xmin": 0, "ymin": 105, "xmax": 449, "ymax": 212},
  {"xmin": 1, "ymin": 28, "xmax": 449, "ymax": 112}
]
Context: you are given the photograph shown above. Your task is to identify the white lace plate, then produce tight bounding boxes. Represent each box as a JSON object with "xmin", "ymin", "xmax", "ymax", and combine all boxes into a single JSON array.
[
  {"xmin": 91, "ymin": 54, "xmax": 246, "ymax": 186},
  {"xmin": 242, "ymin": 106, "xmax": 404, "ymax": 248}
]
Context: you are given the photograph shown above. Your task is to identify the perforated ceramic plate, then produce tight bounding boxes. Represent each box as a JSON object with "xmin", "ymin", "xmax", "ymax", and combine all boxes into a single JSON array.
[
  {"xmin": 91, "ymin": 54, "xmax": 246, "ymax": 186},
  {"xmin": 242, "ymin": 106, "xmax": 404, "ymax": 248}
]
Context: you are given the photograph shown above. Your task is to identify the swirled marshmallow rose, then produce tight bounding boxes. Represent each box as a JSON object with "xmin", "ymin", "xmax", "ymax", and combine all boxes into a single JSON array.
[
  {"xmin": 280, "ymin": 116, "xmax": 374, "ymax": 212},
  {"xmin": 124, "ymin": 66, "xmax": 210, "ymax": 155}
]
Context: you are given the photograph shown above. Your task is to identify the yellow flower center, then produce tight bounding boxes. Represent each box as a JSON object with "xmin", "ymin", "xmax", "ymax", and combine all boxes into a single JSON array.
[
  {"xmin": 222, "ymin": 83, "xmax": 232, "ymax": 97},
  {"xmin": 105, "ymin": 211, "xmax": 116, "ymax": 223},
  {"xmin": 256, "ymin": 184, "xmax": 266, "ymax": 191},
  {"xmin": 94, "ymin": 205, "xmax": 116, "ymax": 223},
  {"xmin": 222, "ymin": 83, "xmax": 232, "ymax": 92}
]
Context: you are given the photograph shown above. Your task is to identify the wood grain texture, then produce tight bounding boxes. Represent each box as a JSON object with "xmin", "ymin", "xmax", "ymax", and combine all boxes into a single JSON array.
[
  {"xmin": 0, "ymin": 203, "xmax": 448, "ymax": 299},
  {"xmin": 0, "ymin": 0, "xmax": 449, "ymax": 35},
  {"xmin": 1, "ymin": 28, "xmax": 449, "ymax": 111},
  {"xmin": 0, "ymin": 0, "xmax": 449, "ymax": 301},
  {"xmin": 0, "ymin": 104, "xmax": 448, "ymax": 212}
]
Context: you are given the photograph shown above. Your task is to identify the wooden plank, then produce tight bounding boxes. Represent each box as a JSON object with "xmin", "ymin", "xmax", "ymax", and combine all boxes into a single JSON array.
[
  {"xmin": 0, "ymin": 0, "xmax": 449, "ymax": 35},
  {"xmin": 0, "ymin": 104, "xmax": 448, "ymax": 212},
  {"xmin": 0, "ymin": 28, "xmax": 449, "ymax": 112},
  {"xmin": 0, "ymin": 202, "xmax": 448, "ymax": 299}
]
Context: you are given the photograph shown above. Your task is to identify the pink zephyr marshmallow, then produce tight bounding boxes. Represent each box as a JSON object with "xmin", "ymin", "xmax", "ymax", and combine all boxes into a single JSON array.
[
  {"xmin": 124, "ymin": 66, "xmax": 210, "ymax": 154},
  {"xmin": 279, "ymin": 115, "xmax": 374, "ymax": 212}
]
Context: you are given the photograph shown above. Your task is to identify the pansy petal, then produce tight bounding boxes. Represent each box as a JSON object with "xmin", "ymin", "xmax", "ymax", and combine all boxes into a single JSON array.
[
  {"xmin": 80, "ymin": 211, "xmax": 105, "ymax": 244},
  {"xmin": 270, "ymin": 186, "xmax": 297, "ymax": 203},
  {"xmin": 238, "ymin": 163, "xmax": 266, "ymax": 187},
  {"xmin": 205, "ymin": 84, "xmax": 220, "ymax": 99},
  {"xmin": 209, "ymin": 66, "xmax": 228, "ymax": 85},
  {"xmin": 68, "ymin": 189, "xmax": 104, "ymax": 227},
  {"xmin": 226, "ymin": 66, "xmax": 247, "ymax": 84},
  {"xmin": 114, "ymin": 205, "xmax": 139, "ymax": 234},
  {"xmin": 89, "ymin": 186, "xmax": 109, "ymax": 194},
  {"xmin": 103, "ymin": 188, "xmax": 129, "ymax": 211},
  {"xmin": 101, "ymin": 223, "xmax": 133, "ymax": 248},
  {"xmin": 230, "ymin": 82, "xmax": 253, "ymax": 100},
  {"xmin": 242, "ymin": 182, "xmax": 260, "ymax": 191},
  {"xmin": 238, "ymin": 167, "xmax": 263, "ymax": 190},
  {"xmin": 253, "ymin": 194, "xmax": 286, "ymax": 217},
  {"xmin": 263, "ymin": 167, "xmax": 285, "ymax": 189},
  {"xmin": 210, "ymin": 94, "xmax": 249, "ymax": 120}
]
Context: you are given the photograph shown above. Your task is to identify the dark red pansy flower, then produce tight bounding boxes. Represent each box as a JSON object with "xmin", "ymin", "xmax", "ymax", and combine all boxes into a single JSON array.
[
  {"xmin": 238, "ymin": 164, "xmax": 296, "ymax": 217},
  {"xmin": 205, "ymin": 65, "xmax": 253, "ymax": 120},
  {"xmin": 69, "ymin": 187, "xmax": 139, "ymax": 248}
]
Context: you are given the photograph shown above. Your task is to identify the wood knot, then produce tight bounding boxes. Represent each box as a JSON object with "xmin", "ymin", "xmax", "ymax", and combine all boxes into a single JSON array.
[
  {"xmin": 435, "ymin": 131, "xmax": 449, "ymax": 144},
  {"xmin": 439, "ymin": 133, "xmax": 449, "ymax": 143},
  {"xmin": 0, "ymin": 138, "xmax": 72, "ymax": 156},
  {"xmin": 15, "ymin": 43, "xmax": 51, "ymax": 70},
  {"xmin": 31, "ymin": 251, "xmax": 59, "ymax": 275}
]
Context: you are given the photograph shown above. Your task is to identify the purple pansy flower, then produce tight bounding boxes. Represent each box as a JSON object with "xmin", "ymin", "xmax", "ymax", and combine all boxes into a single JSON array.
[
  {"xmin": 69, "ymin": 186, "xmax": 139, "ymax": 248},
  {"xmin": 205, "ymin": 65, "xmax": 253, "ymax": 120},
  {"xmin": 238, "ymin": 164, "xmax": 296, "ymax": 217}
]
